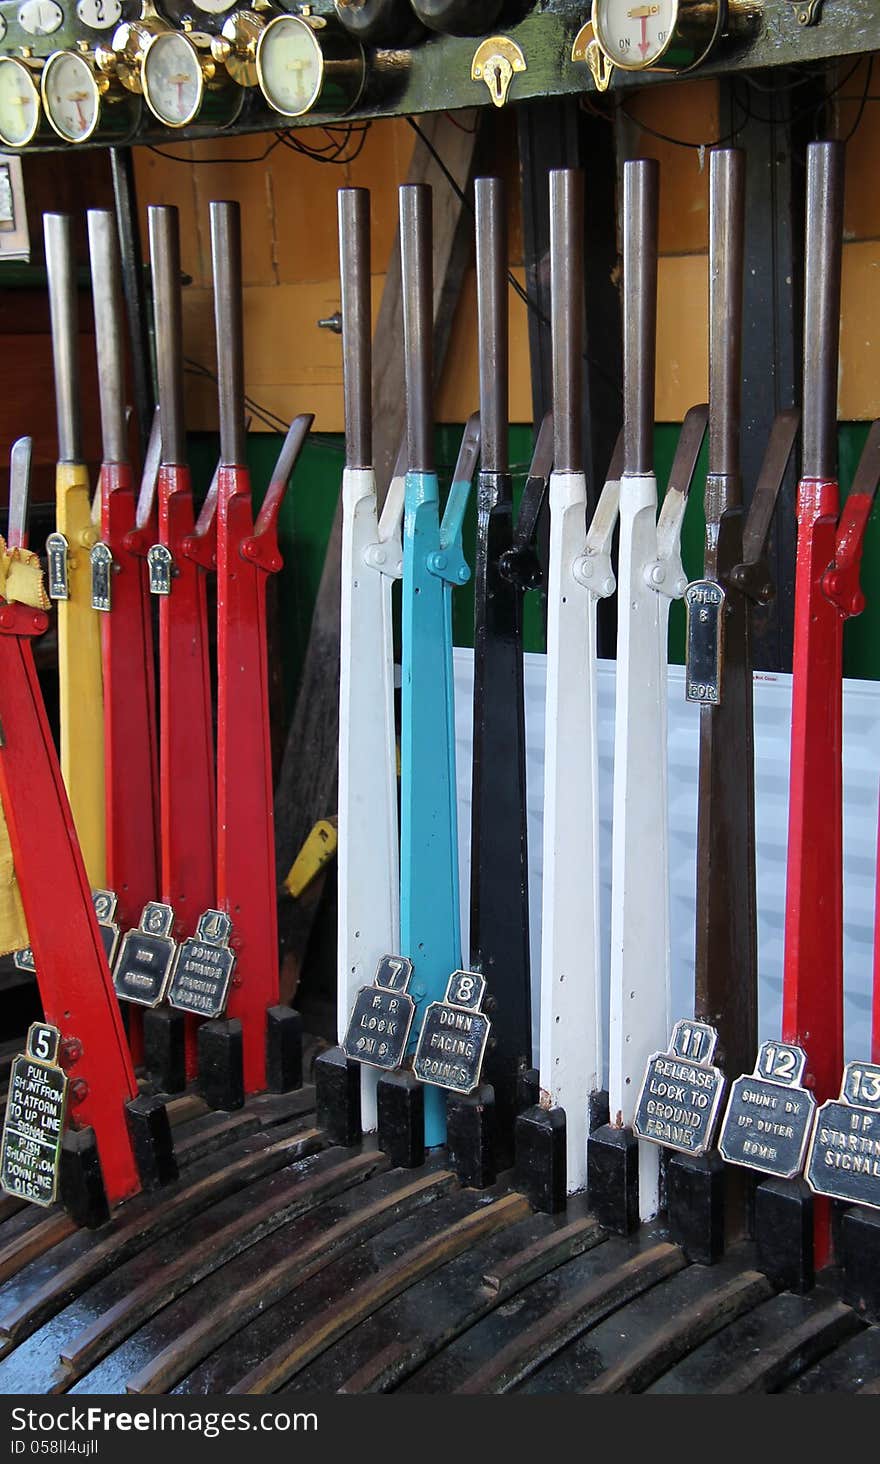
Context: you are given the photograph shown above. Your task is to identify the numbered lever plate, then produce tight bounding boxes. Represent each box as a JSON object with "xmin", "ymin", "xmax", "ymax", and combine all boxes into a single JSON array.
[
  {"xmin": 719, "ymin": 1041, "xmax": 816, "ymax": 1180},
  {"xmin": 342, "ymin": 955, "xmax": 416, "ymax": 1071},
  {"xmin": 685, "ymin": 580, "xmax": 725, "ymax": 705},
  {"xmin": 14, "ymin": 888, "xmax": 120, "ymax": 972},
  {"xmin": 806, "ymin": 1060, "xmax": 880, "ymax": 1211},
  {"xmin": 46, "ymin": 531, "xmax": 69, "ymax": 600},
  {"xmin": 633, "ymin": 1019, "xmax": 726, "ymax": 1157},
  {"xmin": 0, "ymin": 1023, "xmax": 67, "ymax": 1208},
  {"xmin": 167, "ymin": 909, "xmax": 236, "ymax": 1021},
  {"xmin": 92, "ymin": 888, "xmax": 121, "ymax": 965},
  {"xmin": 147, "ymin": 543, "xmax": 173, "ymax": 596},
  {"xmin": 413, "ymin": 969, "xmax": 491, "ymax": 1096},
  {"xmin": 112, "ymin": 901, "xmax": 177, "ymax": 1008},
  {"xmin": 90, "ymin": 542, "xmax": 113, "ymax": 612}
]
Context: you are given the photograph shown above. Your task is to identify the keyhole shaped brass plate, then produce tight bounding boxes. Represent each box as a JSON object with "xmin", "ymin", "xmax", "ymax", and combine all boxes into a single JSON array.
[{"xmin": 471, "ymin": 35, "xmax": 526, "ymax": 109}]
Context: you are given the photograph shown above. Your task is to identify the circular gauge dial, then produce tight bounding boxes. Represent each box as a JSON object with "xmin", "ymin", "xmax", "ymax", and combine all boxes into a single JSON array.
[
  {"xmin": 256, "ymin": 15, "xmax": 322, "ymax": 118},
  {"xmin": 42, "ymin": 51, "xmax": 100, "ymax": 141},
  {"xmin": 594, "ymin": 0, "xmax": 677, "ymax": 67},
  {"xmin": 0, "ymin": 58, "xmax": 40, "ymax": 146},
  {"xmin": 192, "ymin": 0, "xmax": 237, "ymax": 13},
  {"xmin": 142, "ymin": 30, "xmax": 202, "ymax": 126}
]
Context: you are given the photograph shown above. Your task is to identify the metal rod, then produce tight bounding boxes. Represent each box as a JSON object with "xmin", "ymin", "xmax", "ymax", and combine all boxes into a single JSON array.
[
  {"xmin": 708, "ymin": 147, "xmax": 744, "ymax": 485},
  {"xmin": 475, "ymin": 175, "xmax": 508, "ymax": 473},
  {"xmin": 802, "ymin": 140, "xmax": 845, "ymax": 481},
  {"xmin": 549, "ymin": 168, "xmax": 583, "ymax": 474},
  {"xmin": 209, "ymin": 200, "xmax": 246, "ymax": 468},
  {"xmin": 147, "ymin": 206, "xmax": 186, "ymax": 468},
  {"xmin": 399, "ymin": 183, "xmax": 434, "ymax": 474},
  {"xmin": 87, "ymin": 209, "xmax": 128, "ymax": 467},
  {"xmin": 43, "ymin": 213, "xmax": 82, "ymax": 465},
  {"xmin": 338, "ymin": 187, "xmax": 372, "ymax": 470},
  {"xmin": 110, "ymin": 148, "xmax": 155, "ymax": 463},
  {"xmin": 622, "ymin": 158, "xmax": 658, "ymax": 476}
]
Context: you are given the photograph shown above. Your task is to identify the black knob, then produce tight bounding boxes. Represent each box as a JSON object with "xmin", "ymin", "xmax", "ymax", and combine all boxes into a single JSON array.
[
  {"xmin": 408, "ymin": 0, "xmax": 504, "ymax": 38},
  {"xmin": 335, "ymin": 0, "xmax": 426, "ymax": 45}
]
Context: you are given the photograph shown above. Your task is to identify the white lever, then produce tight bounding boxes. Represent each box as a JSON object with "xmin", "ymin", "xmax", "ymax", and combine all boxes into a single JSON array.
[{"xmin": 338, "ymin": 465, "xmax": 400, "ymax": 1129}]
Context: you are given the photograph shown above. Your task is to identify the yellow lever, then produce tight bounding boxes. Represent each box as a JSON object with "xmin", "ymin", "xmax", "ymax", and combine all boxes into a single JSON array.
[{"xmin": 55, "ymin": 460, "xmax": 106, "ymax": 887}]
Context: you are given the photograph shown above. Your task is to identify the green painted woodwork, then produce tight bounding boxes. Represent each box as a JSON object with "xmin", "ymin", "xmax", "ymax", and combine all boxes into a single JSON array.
[{"xmin": 187, "ymin": 419, "xmax": 880, "ymax": 722}]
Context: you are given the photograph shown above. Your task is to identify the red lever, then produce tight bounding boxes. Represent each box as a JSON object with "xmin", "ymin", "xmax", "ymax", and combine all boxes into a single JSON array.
[
  {"xmin": 216, "ymin": 415, "xmax": 312, "ymax": 1092},
  {"xmin": 157, "ymin": 462, "xmax": 218, "ymax": 1078},
  {"xmin": 0, "ymin": 601, "xmax": 140, "ymax": 1207},
  {"xmin": 100, "ymin": 459, "xmax": 160, "ymax": 942}
]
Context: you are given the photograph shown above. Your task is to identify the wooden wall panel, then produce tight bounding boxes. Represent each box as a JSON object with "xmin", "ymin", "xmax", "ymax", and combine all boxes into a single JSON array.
[{"xmin": 132, "ymin": 81, "xmax": 880, "ymax": 431}]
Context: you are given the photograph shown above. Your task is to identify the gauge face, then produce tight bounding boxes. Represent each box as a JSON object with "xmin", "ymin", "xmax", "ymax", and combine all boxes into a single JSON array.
[
  {"xmin": 594, "ymin": 0, "xmax": 678, "ymax": 67},
  {"xmin": 256, "ymin": 16, "xmax": 322, "ymax": 118},
  {"xmin": 17, "ymin": 0, "xmax": 63, "ymax": 35},
  {"xmin": 192, "ymin": 0, "xmax": 237, "ymax": 13},
  {"xmin": 0, "ymin": 59, "xmax": 40, "ymax": 147},
  {"xmin": 142, "ymin": 31, "xmax": 202, "ymax": 126},
  {"xmin": 42, "ymin": 52, "xmax": 100, "ymax": 141},
  {"xmin": 76, "ymin": 0, "xmax": 123, "ymax": 30}
]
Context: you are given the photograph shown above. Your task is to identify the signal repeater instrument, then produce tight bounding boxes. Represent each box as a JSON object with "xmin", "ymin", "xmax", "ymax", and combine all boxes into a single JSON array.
[{"xmin": 573, "ymin": 0, "xmax": 760, "ymax": 92}]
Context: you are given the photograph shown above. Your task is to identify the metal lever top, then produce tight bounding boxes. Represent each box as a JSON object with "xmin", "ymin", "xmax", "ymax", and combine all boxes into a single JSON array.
[
  {"xmin": 802, "ymin": 140, "xmax": 845, "ymax": 481},
  {"xmin": 475, "ymin": 175, "xmax": 508, "ymax": 473},
  {"xmin": 549, "ymin": 168, "xmax": 583, "ymax": 474},
  {"xmin": 708, "ymin": 147, "xmax": 745, "ymax": 487},
  {"xmin": 623, "ymin": 158, "xmax": 659, "ymax": 477},
  {"xmin": 43, "ymin": 213, "xmax": 82, "ymax": 466},
  {"xmin": 148, "ymin": 206, "xmax": 187, "ymax": 469},
  {"xmin": 87, "ymin": 210, "xmax": 129, "ymax": 468},
  {"xmin": 338, "ymin": 187, "xmax": 372, "ymax": 471},
  {"xmin": 399, "ymin": 183, "xmax": 434, "ymax": 474},
  {"xmin": 210, "ymin": 200, "xmax": 246, "ymax": 469}
]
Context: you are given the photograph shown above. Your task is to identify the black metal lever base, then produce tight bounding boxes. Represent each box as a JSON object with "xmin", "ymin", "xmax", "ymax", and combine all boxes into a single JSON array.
[
  {"xmin": 125, "ymin": 1092, "xmax": 178, "ymax": 1190},
  {"xmin": 666, "ymin": 1150, "xmax": 726, "ymax": 1265},
  {"xmin": 447, "ymin": 1084, "xmax": 497, "ymax": 1189},
  {"xmin": 588, "ymin": 1124, "xmax": 641, "ymax": 1234},
  {"xmin": 315, "ymin": 1045, "xmax": 362, "ymax": 1146},
  {"xmin": 840, "ymin": 1205, "xmax": 880, "ymax": 1324},
  {"xmin": 197, "ymin": 1018, "xmax": 245, "ymax": 1111},
  {"xmin": 755, "ymin": 1176, "xmax": 815, "ymax": 1293},
  {"xmin": 60, "ymin": 1126, "xmax": 110, "ymax": 1230},
  {"xmin": 265, "ymin": 1005, "xmax": 303, "ymax": 1093},
  {"xmin": 143, "ymin": 1007, "xmax": 187, "ymax": 1096},
  {"xmin": 514, "ymin": 1104, "xmax": 567, "ymax": 1213},
  {"xmin": 377, "ymin": 1069, "xmax": 425, "ymax": 1168}
]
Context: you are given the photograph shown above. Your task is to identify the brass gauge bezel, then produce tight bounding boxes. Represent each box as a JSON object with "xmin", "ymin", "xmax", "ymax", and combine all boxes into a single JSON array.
[
  {"xmin": 578, "ymin": 0, "xmax": 727, "ymax": 91},
  {"xmin": 255, "ymin": 12, "xmax": 364, "ymax": 120},
  {"xmin": 0, "ymin": 54, "xmax": 43, "ymax": 147},
  {"xmin": 141, "ymin": 28, "xmax": 206, "ymax": 126},
  {"xmin": 40, "ymin": 48, "xmax": 123, "ymax": 143}
]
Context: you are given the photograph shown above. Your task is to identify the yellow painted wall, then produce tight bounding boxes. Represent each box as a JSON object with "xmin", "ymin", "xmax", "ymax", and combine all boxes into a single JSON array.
[{"xmin": 134, "ymin": 63, "xmax": 880, "ymax": 431}]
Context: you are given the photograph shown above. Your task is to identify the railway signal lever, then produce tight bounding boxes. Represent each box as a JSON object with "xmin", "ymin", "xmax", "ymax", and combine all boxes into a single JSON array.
[
  {"xmin": 0, "ymin": 439, "xmax": 177, "ymax": 1228},
  {"xmin": 209, "ymin": 198, "xmax": 313, "ymax": 1107}
]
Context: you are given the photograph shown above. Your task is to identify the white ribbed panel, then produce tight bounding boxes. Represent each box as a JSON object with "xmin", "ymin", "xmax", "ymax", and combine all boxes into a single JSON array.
[{"xmin": 455, "ymin": 656, "xmax": 879, "ymax": 1094}]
